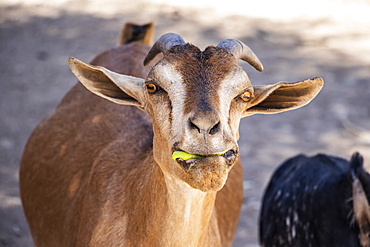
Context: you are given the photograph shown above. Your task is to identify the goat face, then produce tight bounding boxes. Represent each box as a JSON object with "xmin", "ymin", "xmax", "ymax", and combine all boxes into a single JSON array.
[
  {"xmin": 69, "ymin": 34, "xmax": 324, "ymax": 192},
  {"xmin": 145, "ymin": 44, "xmax": 252, "ymax": 191}
]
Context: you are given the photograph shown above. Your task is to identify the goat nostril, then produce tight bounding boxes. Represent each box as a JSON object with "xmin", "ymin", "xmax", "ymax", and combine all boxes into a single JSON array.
[
  {"xmin": 209, "ymin": 121, "xmax": 220, "ymax": 135},
  {"xmin": 189, "ymin": 120, "xmax": 201, "ymax": 133},
  {"xmin": 188, "ymin": 116, "xmax": 221, "ymax": 135}
]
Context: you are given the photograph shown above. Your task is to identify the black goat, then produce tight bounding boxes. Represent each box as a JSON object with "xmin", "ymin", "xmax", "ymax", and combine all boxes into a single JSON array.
[{"xmin": 259, "ymin": 152, "xmax": 370, "ymax": 247}]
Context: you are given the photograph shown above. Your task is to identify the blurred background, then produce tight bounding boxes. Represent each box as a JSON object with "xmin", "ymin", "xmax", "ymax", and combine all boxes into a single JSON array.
[{"xmin": 1, "ymin": 0, "xmax": 369, "ymax": 246}]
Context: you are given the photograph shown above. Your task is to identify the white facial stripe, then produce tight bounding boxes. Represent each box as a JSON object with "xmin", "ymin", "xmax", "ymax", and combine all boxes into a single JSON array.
[
  {"xmin": 219, "ymin": 69, "xmax": 250, "ymax": 131},
  {"xmin": 154, "ymin": 64, "xmax": 187, "ymax": 142}
]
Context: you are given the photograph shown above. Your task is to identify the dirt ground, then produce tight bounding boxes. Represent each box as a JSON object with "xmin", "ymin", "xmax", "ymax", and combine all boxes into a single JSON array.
[{"xmin": 0, "ymin": 0, "xmax": 369, "ymax": 246}]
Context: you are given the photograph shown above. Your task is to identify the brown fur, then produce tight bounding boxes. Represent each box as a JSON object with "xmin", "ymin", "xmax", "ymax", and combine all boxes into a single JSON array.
[{"xmin": 20, "ymin": 24, "xmax": 243, "ymax": 246}]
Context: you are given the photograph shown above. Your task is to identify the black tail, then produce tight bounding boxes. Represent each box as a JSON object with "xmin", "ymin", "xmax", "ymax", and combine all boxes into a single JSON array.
[
  {"xmin": 119, "ymin": 22, "xmax": 154, "ymax": 46},
  {"xmin": 350, "ymin": 152, "xmax": 370, "ymax": 201},
  {"xmin": 350, "ymin": 152, "xmax": 364, "ymax": 178}
]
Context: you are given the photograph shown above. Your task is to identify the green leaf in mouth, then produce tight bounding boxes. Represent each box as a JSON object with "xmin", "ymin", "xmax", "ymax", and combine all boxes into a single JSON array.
[{"xmin": 171, "ymin": 151, "xmax": 224, "ymax": 161}]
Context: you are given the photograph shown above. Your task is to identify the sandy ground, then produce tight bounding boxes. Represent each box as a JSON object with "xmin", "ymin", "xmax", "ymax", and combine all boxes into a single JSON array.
[{"xmin": 1, "ymin": 0, "xmax": 369, "ymax": 246}]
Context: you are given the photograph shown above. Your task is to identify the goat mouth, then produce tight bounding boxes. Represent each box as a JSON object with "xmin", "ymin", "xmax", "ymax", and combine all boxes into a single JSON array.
[{"xmin": 172, "ymin": 149, "xmax": 238, "ymax": 171}]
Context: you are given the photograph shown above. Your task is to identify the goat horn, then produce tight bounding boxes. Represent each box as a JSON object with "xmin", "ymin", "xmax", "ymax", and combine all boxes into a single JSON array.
[
  {"xmin": 143, "ymin": 33, "xmax": 186, "ymax": 66},
  {"xmin": 217, "ymin": 39, "xmax": 263, "ymax": 72}
]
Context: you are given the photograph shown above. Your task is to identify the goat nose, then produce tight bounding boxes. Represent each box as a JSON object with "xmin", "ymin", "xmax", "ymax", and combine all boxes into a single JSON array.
[{"xmin": 188, "ymin": 113, "xmax": 221, "ymax": 135}]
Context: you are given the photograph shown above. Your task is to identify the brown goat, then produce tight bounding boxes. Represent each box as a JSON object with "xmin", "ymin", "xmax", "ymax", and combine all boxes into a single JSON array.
[{"xmin": 19, "ymin": 22, "xmax": 324, "ymax": 246}]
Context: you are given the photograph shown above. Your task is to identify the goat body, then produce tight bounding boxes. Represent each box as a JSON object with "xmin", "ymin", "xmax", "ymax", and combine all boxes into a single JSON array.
[{"xmin": 260, "ymin": 152, "xmax": 370, "ymax": 247}]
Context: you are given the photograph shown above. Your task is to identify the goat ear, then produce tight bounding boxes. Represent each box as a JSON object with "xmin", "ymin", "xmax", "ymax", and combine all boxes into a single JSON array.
[
  {"xmin": 68, "ymin": 58, "xmax": 146, "ymax": 109},
  {"xmin": 243, "ymin": 77, "xmax": 324, "ymax": 117}
]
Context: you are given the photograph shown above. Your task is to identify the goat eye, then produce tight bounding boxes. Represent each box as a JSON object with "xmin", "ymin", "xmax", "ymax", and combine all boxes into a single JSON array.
[
  {"xmin": 241, "ymin": 91, "xmax": 251, "ymax": 102},
  {"xmin": 145, "ymin": 83, "xmax": 157, "ymax": 94}
]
